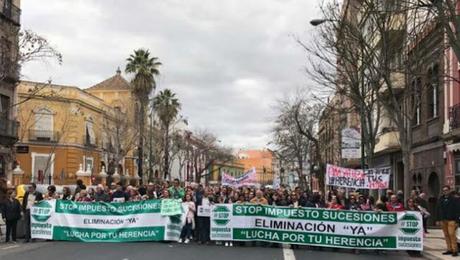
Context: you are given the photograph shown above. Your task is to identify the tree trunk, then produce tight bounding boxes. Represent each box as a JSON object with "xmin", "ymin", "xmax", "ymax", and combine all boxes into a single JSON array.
[
  {"xmin": 138, "ymin": 102, "xmax": 145, "ymax": 185},
  {"xmin": 400, "ymin": 127, "xmax": 412, "ymax": 202},
  {"xmin": 149, "ymin": 110, "xmax": 154, "ymax": 182},
  {"xmin": 164, "ymin": 125, "xmax": 170, "ymax": 180}
]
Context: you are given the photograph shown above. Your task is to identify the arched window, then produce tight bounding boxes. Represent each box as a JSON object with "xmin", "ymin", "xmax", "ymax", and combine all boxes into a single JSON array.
[
  {"xmin": 411, "ymin": 78, "xmax": 422, "ymax": 125},
  {"xmin": 427, "ymin": 65, "xmax": 439, "ymax": 118}
]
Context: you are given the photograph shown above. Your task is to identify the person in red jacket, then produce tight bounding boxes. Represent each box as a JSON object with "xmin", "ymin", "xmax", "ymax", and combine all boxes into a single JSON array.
[
  {"xmin": 386, "ymin": 195, "xmax": 404, "ymax": 212},
  {"xmin": 328, "ymin": 196, "xmax": 344, "ymax": 210}
]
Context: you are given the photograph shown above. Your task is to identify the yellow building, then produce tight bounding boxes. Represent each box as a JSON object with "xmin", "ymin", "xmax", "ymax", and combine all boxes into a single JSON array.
[
  {"xmin": 236, "ymin": 149, "xmax": 275, "ymax": 185},
  {"xmin": 15, "ymin": 70, "xmax": 138, "ymax": 186},
  {"xmin": 207, "ymin": 161, "xmax": 245, "ymax": 185}
]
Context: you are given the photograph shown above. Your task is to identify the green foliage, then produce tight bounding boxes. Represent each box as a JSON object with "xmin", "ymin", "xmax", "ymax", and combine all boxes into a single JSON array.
[
  {"xmin": 153, "ymin": 89, "xmax": 181, "ymax": 129},
  {"xmin": 125, "ymin": 49, "xmax": 161, "ymax": 104}
]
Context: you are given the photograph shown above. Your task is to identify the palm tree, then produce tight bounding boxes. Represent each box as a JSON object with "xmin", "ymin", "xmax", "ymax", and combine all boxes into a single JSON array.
[
  {"xmin": 153, "ymin": 89, "xmax": 181, "ymax": 180},
  {"xmin": 125, "ymin": 49, "xmax": 161, "ymax": 183}
]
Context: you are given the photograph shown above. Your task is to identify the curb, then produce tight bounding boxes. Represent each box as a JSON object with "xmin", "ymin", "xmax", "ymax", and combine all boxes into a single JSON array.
[{"xmin": 423, "ymin": 251, "xmax": 445, "ymax": 260}]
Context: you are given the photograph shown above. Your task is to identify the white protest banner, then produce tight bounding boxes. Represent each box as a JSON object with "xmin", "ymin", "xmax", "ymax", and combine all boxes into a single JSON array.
[
  {"xmin": 31, "ymin": 200, "xmax": 187, "ymax": 242},
  {"xmin": 197, "ymin": 205, "xmax": 211, "ymax": 217},
  {"xmin": 326, "ymin": 164, "xmax": 390, "ymax": 190},
  {"xmin": 210, "ymin": 204, "xmax": 423, "ymax": 251},
  {"xmin": 221, "ymin": 167, "xmax": 258, "ymax": 187},
  {"xmin": 341, "ymin": 128, "xmax": 361, "ymax": 159}
]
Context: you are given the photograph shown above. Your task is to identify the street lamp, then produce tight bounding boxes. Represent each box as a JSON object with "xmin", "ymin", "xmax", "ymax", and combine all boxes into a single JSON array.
[{"xmin": 310, "ymin": 19, "xmax": 333, "ymax": 26}]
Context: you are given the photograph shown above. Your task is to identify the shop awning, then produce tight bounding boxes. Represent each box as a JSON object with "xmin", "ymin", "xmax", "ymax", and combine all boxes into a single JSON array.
[{"xmin": 447, "ymin": 143, "xmax": 460, "ymax": 152}]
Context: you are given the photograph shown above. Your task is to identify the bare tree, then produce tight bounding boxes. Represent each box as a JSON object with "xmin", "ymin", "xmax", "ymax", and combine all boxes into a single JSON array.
[
  {"xmin": 186, "ymin": 129, "xmax": 234, "ymax": 183},
  {"xmin": 300, "ymin": 0, "xmax": 386, "ymax": 170},
  {"xmin": 102, "ymin": 104, "xmax": 138, "ymax": 182},
  {"xmin": 272, "ymin": 96, "xmax": 313, "ymax": 190},
  {"xmin": 309, "ymin": 0, "xmax": 446, "ymax": 197}
]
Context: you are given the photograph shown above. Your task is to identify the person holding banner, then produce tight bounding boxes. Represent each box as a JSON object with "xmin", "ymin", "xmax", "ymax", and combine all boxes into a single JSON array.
[
  {"xmin": 179, "ymin": 194, "xmax": 195, "ymax": 244},
  {"xmin": 405, "ymin": 198, "xmax": 422, "ymax": 257},
  {"xmin": 196, "ymin": 188, "xmax": 213, "ymax": 244},
  {"xmin": 22, "ymin": 183, "xmax": 43, "ymax": 243}
]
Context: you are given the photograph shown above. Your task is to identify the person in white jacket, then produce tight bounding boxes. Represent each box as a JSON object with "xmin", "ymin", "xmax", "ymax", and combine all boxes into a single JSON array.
[{"xmin": 178, "ymin": 194, "xmax": 196, "ymax": 244}]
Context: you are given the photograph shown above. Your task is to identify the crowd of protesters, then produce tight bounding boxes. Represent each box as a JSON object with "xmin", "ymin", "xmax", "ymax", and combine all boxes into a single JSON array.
[{"xmin": 2, "ymin": 179, "xmax": 459, "ymax": 256}]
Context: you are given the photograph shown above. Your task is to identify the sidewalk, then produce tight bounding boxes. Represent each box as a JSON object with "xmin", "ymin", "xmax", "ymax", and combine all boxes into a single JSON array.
[{"xmin": 424, "ymin": 229, "xmax": 457, "ymax": 260}]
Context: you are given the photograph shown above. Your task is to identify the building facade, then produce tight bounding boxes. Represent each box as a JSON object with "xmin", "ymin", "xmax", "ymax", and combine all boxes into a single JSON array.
[
  {"xmin": 236, "ymin": 149, "xmax": 274, "ymax": 185},
  {"xmin": 443, "ymin": 17, "xmax": 460, "ymax": 193},
  {"xmin": 15, "ymin": 71, "xmax": 138, "ymax": 186},
  {"xmin": 0, "ymin": 0, "xmax": 20, "ymax": 180},
  {"xmin": 407, "ymin": 24, "xmax": 445, "ymax": 203}
]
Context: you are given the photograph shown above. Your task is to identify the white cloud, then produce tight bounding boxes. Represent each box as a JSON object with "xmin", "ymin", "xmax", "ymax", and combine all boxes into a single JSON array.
[{"xmin": 20, "ymin": 0, "xmax": 321, "ymax": 148}]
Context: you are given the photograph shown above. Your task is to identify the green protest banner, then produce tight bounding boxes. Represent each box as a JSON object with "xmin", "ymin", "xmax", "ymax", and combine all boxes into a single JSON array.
[
  {"xmin": 160, "ymin": 199, "xmax": 183, "ymax": 216},
  {"xmin": 210, "ymin": 204, "xmax": 423, "ymax": 251},
  {"xmin": 31, "ymin": 200, "xmax": 186, "ymax": 242}
]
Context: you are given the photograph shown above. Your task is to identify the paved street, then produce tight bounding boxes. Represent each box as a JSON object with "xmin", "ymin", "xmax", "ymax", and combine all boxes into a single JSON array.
[{"xmin": 0, "ymin": 241, "xmax": 413, "ymax": 260}]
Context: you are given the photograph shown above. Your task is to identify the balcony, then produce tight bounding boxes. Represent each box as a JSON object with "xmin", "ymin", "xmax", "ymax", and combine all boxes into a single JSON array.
[
  {"xmin": 0, "ymin": 117, "xmax": 18, "ymax": 139},
  {"xmin": 379, "ymin": 71, "xmax": 405, "ymax": 95},
  {"xmin": 29, "ymin": 129, "xmax": 60, "ymax": 143},
  {"xmin": 449, "ymin": 104, "xmax": 460, "ymax": 130},
  {"xmin": 0, "ymin": 0, "xmax": 20, "ymax": 26},
  {"xmin": 374, "ymin": 129, "xmax": 400, "ymax": 154}
]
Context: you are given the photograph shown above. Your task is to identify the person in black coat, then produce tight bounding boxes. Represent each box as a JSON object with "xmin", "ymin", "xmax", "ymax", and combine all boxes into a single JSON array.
[
  {"xmin": 2, "ymin": 189, "xmax": 21, "ymax": 243},
  {"xmin": 195, "ymin": 188, "xmax": 213, "ymax": 244},
  {"xmin": 437, "ymin": 185, "xmax": 460, "ymax": 256},
  {"xmin": 22, "ymin": 183, "xmax": 43, "ymax": 243}
]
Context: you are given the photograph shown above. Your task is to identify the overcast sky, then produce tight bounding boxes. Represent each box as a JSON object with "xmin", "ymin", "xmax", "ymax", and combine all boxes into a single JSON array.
[{"xmin": 21, "ymin": 0, "xmax": 320, "ymax": 149}]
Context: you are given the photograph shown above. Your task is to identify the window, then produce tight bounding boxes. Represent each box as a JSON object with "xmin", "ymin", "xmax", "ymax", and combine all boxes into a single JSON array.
[
  {"xmin": 412, "ymin": 78, "xmax": 422, "ymax": 125},
  {"xmin": 31, "ymin": 152, "xmax": 55, "ymax": 184},
  {"xmin": 3, "ymin": 0, "xmax": 12, "ymax": 17},
  {"xmin": 427, "ymin": 65, "xmax": 439, "ymax": 119},
  {"xmin": 0, "ymin": 94, "xmax": 10, "ymax": 119},
  {"xmin": 85, "ymin": 118, "xmax": 96, "ymax": 145},
  {"xmin": 83, "ymin": 156, "xmax": 94, "ymax": 172},
  {"xmin": 34, "ymin": 108, "xmax": 54, "ymax": 139}
]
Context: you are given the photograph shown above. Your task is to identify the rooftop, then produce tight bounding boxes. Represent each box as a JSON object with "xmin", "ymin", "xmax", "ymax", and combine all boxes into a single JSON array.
[{"xmin": 86, "ymin": 68, "xmax": 131, "ymax": 91}]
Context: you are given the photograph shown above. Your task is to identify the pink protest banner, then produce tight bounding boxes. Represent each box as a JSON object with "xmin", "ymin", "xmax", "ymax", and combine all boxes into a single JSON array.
[
  {"xmin": 221, "ymin": 167, "xmax": 258, "ymax": 187},
  {"xmin": 326, "ymin": 164, "xmax": 390, "ymax": 190}
]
